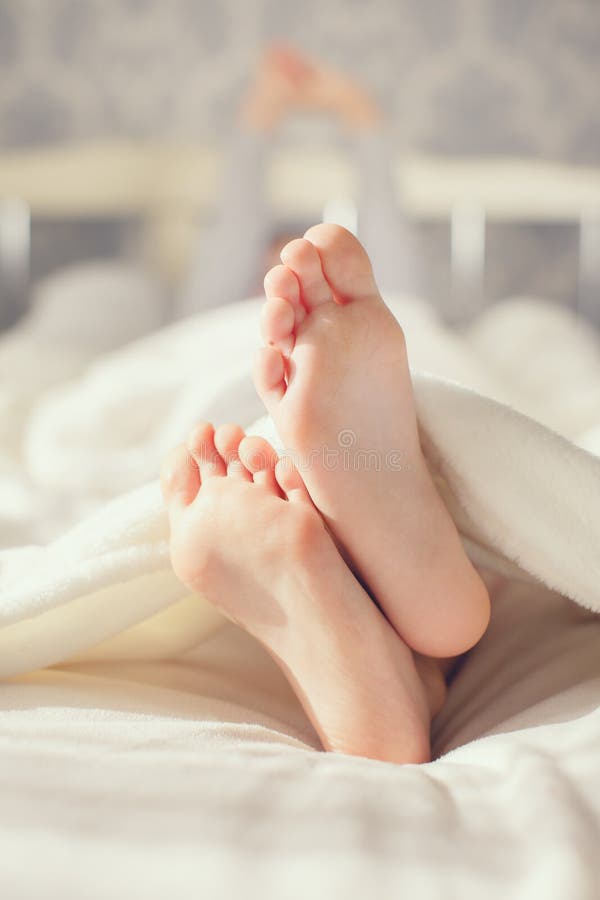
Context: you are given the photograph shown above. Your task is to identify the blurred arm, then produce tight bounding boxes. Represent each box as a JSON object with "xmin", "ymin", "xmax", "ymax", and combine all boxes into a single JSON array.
[
  {"xmin": 178, "ymin": 128, "xmax": 271, "ymax": 316},
  {"xmin": 354, "ymin": 129, "xmax": 421, "ymax": 297}
]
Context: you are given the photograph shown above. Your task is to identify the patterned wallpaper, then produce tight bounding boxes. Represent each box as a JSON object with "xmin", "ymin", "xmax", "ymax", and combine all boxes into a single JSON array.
[
  {"xmin": 0, "ymin": 0, "xmax": 599, "ymax": 319},
  {"xmin": 1, "ymin": 0, "xmax": 598, "ymax": 158}
]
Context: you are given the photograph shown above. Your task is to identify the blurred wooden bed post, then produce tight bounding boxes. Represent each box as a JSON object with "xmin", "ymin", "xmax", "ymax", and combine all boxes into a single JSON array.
[
  {"xmin": 578, "ymin": 208, "xmax": 600, "ymax": 324},
  {"xmin": 0, "ymin": 197, "xmax": 30, "ymax": 327},
  {"xmin": 450, "ymin": 200, "xmax": 485, "ymax": 324},
  {"xmin": 1, "ymin": 143, "xmax": 600, "ymax": 324}
]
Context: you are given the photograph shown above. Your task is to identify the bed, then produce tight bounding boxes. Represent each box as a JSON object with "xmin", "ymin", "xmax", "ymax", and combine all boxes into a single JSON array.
[
  {"xmin": 1, "ymin": 144, "xmax": 600, "ymax": 899},
  {"xmin": 1, "ymin": 141, "xmax": 600, "ymax": 313}
]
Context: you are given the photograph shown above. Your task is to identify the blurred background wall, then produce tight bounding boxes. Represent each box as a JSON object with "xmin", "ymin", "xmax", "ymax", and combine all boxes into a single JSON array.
[{"xmin": 0, "ymin": 0, "xmax": 598, "ymax": 313}]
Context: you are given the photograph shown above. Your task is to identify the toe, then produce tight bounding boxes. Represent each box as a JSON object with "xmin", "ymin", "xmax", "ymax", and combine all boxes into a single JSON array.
[
  {"xmin": 239, "ymin": 435, "xmax": 282, "ymax": 495},
  {"xmin": 303, "ymin": 223, "xmax": 377, "ymax": 304},
  {"xmin": 280, "ymin": 238, "xmax": 333, "ymax": 310},
  {"xmin": 214, "ymin": 423, "xmax": 253, "ymax": 481},
  {"xmin": 275, "ymin": 457, "xmax": 313, "ymax": 505},
  {"xmin": 264, "ymin": 264, "xmax": 306, "ymax": 324},
  {"xmin": 214, "ymin": 423, "xmax": 245, "ymax": 461},
  {"xmin": 187, "ymin": 421, "xmax": 225, "ymax": 480},
  {"xmin": 238, "ymin": 435, "xmax": 278, "ymax": 472},
  {"xmin": 160, "ymin": 444, "xmax": 200, "ymax": 513},
  {"xmin": 260, "ymin": 296, "xmax": 295, "ymax": 357},
  {"xmin": 253, "ymin": 346, "xmax": 286, "ymax": 409}
]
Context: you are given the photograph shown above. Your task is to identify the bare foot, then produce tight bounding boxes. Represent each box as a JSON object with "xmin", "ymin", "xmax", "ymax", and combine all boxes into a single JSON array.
[
  {"xmin": 161, "ymin": 421, "xmax": 442, "ymax": 764},
  {"xmin": 254, "ymin": 224, "xmax": 490, "ymax": 658},
  {"xmin": 240, "ymin": 45, "xmax": 310, "ymax": 131},
  {"xmin": 240, "ymin": 45, "xmax": 381, "ymax": 132},
  {"xmin": 297, "ymin": 58, "xmax": 383, "ymax": 129}
]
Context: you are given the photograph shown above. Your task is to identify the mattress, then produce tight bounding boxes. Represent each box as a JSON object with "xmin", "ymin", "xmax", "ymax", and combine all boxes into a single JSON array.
[{"xmin": 1, "ymin": 287, "xmax": 600, "ymax": 898}]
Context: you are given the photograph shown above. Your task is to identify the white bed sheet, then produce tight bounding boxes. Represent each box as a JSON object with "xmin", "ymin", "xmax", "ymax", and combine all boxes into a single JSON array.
[
  {"xmin": 1, "ymin": 288, "xmax": 600, "ymax": 898},
  {"xmin": 2, "ymin": 589, "xmax": 599, "ymax": 900}
]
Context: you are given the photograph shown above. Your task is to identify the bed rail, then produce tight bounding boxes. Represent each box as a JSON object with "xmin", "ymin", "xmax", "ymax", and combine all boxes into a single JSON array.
[{"xmin": 1, "ymin": 141, "xmax": 599, "ymax": 316}]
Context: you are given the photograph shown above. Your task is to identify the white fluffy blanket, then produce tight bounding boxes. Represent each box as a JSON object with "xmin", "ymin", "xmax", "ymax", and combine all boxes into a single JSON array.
[
  {"xmin": 1, "ymin": 291, "xmax": 600, "ymax": 898},
  {"xmin": 2, "ymin": 293, "xmax": 600, "ymax": 677}
]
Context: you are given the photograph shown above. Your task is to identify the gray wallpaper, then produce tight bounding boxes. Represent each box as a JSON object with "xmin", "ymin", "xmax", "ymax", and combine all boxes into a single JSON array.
[
  {"xmin": 1, "ymin": 0, "xmax": 598, "ymax": 158},
  {"xmin": 0, "ymin": 0, "xmax": 599, "ymax": 317}
]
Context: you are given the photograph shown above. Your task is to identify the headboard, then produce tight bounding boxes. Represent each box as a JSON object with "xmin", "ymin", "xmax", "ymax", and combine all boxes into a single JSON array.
[{"xmin": 1, "ymin": 141, "xmax": 599, "ymax": 316}]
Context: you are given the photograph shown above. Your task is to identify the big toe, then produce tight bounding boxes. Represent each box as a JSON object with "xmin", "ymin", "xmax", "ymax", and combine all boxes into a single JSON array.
[{"xmin": 303, "ymin": 223, "xmax": 378, "ymax": 304}]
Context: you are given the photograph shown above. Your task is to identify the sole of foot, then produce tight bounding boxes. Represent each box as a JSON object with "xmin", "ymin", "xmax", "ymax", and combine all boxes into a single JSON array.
[
  {"xmin": 161, "ymin": 421, "xmax": 443, "ymax": 764},
  {"xmin": 254, "ymin": 223, "xmax": 490, "ymax": 658}
]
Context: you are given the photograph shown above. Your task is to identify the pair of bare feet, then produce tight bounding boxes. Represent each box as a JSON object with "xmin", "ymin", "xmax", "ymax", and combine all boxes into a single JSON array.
[
  {"xmin": 240, "ymin": 44, "xmax": 381, "ymax": 133},
  {"xmin": 161, "ymin": 225, "xmax": 490, "ymax": 765}
]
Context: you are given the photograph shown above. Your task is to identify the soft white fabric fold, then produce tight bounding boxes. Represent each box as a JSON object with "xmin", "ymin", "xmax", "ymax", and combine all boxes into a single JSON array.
[
  {"xmin": 1, "ymin": 291, "xmax": 599, "ymax": 679},
  {"xmin": 2, "ymin": 291, "xmax": 600, "ymax": 899}
]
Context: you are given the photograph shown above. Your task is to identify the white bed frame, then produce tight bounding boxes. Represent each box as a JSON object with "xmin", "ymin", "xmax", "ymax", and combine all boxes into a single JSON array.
[{"xmin": 0, "ymin": 141, "xmax": 599, "ymax": 316}]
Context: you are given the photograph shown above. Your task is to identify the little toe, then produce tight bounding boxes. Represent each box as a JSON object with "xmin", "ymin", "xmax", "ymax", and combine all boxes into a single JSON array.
[
  {"xmin": 160, "ymin": 444, "xmax": 200, "ymax": 515},
  {"xmin": 187, "ymin": 421, "xmax": 225, "ymax": 480},
  {"xmin": 264, "ymin": 264, "xmax": 306, "ymax": 324},
  {"xmin": 239, "ymin": 435, "xmax": 282, "ymax": 495},
  {"xmin": 260, "ymin": 296, "xmax": 295, "ymax": 357},
  {"xmin": 253, "ymin": 345, "xmax": 286, "ymax": 410},
  {"xmin": 214, "ymin": 423, "xmax": 253, "ymax": 481},
  {"xmin": 275, "ymin": 457, "xmax": 313, "ymax": 505},
  {"xmin": 303, "ymin": 223, "xmax": 378, "ymax": 304},
  {"xmin": 280, "ymin": 238, "xmax": 333, "ymax": 310}
]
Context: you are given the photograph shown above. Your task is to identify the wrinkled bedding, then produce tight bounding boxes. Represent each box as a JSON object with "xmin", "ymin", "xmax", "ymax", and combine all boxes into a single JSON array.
[{"xmin": 1, "ymin": 288, "xmax": 600, "ymax": 899}]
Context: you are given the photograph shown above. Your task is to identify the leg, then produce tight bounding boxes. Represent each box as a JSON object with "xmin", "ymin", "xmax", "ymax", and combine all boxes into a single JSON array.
[
  {"xmin": 161, "ymin": 422, "xmax": 442, "ymax": 764},
  {"xmin": 293, "ymin": 56, "xmax": 421, "ymax": 295},
  {"xmin": 254, "ymin": 224, "xmax": 490, "ymax": 658},
  {"xmin": 178, "ymin": 47, "xmax": 300, "ymax": 316}
]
